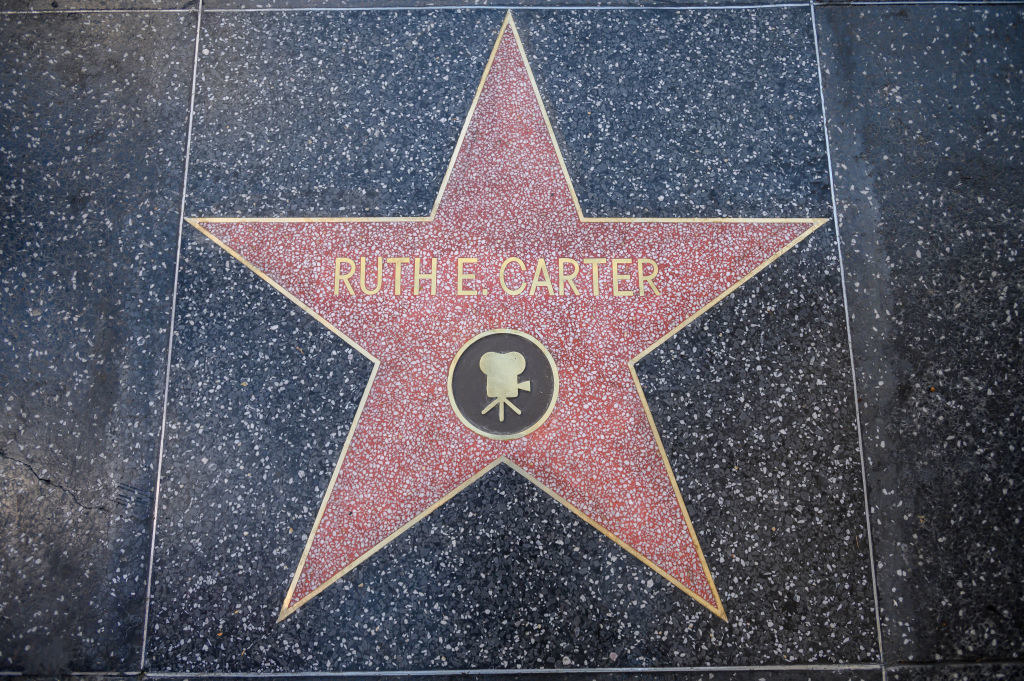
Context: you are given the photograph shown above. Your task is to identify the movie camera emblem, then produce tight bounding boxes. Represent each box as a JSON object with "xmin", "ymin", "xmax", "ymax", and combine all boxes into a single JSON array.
[{"xmin": 448, "ymin": 329, "xmax": 558, "ymax": 440}]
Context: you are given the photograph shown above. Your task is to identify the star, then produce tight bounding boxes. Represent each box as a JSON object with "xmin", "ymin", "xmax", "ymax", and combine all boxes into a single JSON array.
[{"xmin": 187, "ymin": 13, "xmax": 827, "ymax": 623}]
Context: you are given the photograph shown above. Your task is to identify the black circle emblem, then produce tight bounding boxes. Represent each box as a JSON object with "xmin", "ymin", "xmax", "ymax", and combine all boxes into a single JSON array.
[{"xmin": 448, "ymin": 329, "xmax": 558, "ymax": 440}]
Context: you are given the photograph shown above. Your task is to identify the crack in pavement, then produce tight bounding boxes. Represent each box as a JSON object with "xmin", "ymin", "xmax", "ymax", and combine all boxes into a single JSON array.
[{"xmin": 0, "ymin": 448, "xmax": 110, "ymax": 513}]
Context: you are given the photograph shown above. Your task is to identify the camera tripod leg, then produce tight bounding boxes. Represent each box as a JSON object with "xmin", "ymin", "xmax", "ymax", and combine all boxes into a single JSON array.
[{"xmin": 482, "ymin": 398, "xmax": 499, "ymax": 416}]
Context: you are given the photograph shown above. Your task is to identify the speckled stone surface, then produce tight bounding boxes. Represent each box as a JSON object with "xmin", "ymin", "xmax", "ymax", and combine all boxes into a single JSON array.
[
  {"xmin": 185, "ymin": 11, "xmax": 495, "ymax": 218},
  {"xmin": 816, "ymin": 4, "xmax": 1024, "ymax": 664},
  {"xmin": 0, "ymin": 11, "xmax": 195, "ymax": 674},
  {"xmin": 5, "ymin": 1, "xmax": 1020, "ymax": 678},
  {"xmin": 205, "ymin": 0, "xmax": 796, "ymax": 12},
  {"xmin": 889, "ymin": 664, "xmax": 1024, "ymax": 681},
  {"xmin": 0, "ymin": 0, "xmax": 192, "ymax": 12},
  {"xmin": 513, "ymin": 10, "xmax": 830, "ymax": 219},
  {"xmin": 186, "ymin": 9, "xmax": 829, "ymax": 220},
  {"xmin": 147, "ymin": 672, "xmax": 882, "ymax": 681},
  {"xmin": 637, "ymin": 223, "xmax": 871, "ymax": 659},
  {"xmin": 145, "ymin": 8, "xmax": 878, "ymax": 672}
]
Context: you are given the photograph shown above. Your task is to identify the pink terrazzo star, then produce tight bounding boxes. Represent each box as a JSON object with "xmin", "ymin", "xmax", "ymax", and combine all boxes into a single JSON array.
[{"xmin": 189, "ymin": 14, "xmax": 826, "ymax": 622}]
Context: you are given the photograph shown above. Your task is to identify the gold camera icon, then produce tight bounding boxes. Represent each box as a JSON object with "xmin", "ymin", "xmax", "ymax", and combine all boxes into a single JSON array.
[{"xmin": 479, "ymin": 351, "xmax": 530, "ymax": 422}]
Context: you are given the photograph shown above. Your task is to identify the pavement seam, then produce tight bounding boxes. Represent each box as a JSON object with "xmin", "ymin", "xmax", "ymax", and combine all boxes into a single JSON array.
[
  {"xmin": 6, "ymin": 2, "xmax": 1023, "ymax": 15},
  {"xmin": 143, "ymin": 664, "xmax": 886, "ymax": 676},
  {"xmin": 138, "ymin": 0, "xmax": 204, "ymax": 671},
  {"xmin": 198, "ymin": 4, "xmax": 806, "ymax": 10},
  {"xmin": 0, "ymin": 7, "xmax": 193, "ymax": 13},
  {"xmin": 810, "ymin": 2, "xmax": 887, "ymax": 680}
]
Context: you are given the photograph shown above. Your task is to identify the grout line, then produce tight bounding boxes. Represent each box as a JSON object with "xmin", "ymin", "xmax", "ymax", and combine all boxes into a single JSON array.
[
  {"xmin": 819, "ymin": 0, "xmax": 1024, "ymax": 4},
  {"xmin": 0, "ymin": 674, "xmax": 139, "ymax": 679},
  {"xmin": 888, "ymin": 661, "xmax": 1024, "ymax": 669},
  {"xmin": 20, "ymin": 662, "xmax": 1024, "ymax": 678},
  {"xmin": 816, "ymin": 0, "xmax": 1024, "ymax": 4},
  {"xmin": 809, "ymin": 3, "xmax": 887, "ymax": 681},
  {"xmin": 0, "ymin": 7, "xmax": 194, "ymax": 13},
  {"xmin": 200, "ymin": 3, "xmax": 804, "ymax": 10},
  {"xmin": 138, "ymin": 0, "xmax": 203, "ymax": 671},
  {"xmin": 4, "ymin": 1, "xmax": 1021, "ymax": 14},
  {"xmin": 145, "ymin": 664, "xmax": 884, "ymax": 677}
]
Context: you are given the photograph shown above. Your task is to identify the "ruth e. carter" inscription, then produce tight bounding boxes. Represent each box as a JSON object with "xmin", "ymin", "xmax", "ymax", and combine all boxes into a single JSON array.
[{"xmin": 333, "ymin": 256, "xmax": 662, "ymax": 298}]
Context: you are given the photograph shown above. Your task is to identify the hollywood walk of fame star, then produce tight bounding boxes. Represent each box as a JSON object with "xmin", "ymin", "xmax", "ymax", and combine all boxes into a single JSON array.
[{"xmin": 187, "ymin": 13, "xmax": 827, "ymax": 622}]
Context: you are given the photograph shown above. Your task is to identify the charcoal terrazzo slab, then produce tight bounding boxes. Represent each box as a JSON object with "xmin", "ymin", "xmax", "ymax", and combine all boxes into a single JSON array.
[
  {"xmin": 185, "ymin": 8, "xmax": 831, "ymax": 220},
  {"xmin": 203, "ymin": 0, "xmax": 798, "ymax": 12},
  {"xmin": 515, "ymin": 9, "xmax": 830, "ymax": 219},
  {"xmin": 815, "ymin": 4, "xmax": 1024, "ymax": 664},
  {"xmin": 635, "ymin": 222, "xmax": 873, "ymax": 661},
  {"xmin": 148, "ymin": 7, "xmax": 876, "ymax": 672},
  {"xmin": 149, "ymin": 671, "xmax": 883, "ymax": 681},
  {"xmin": 889, "ymin": 664, "xmax": 1024, "ymax": 681},
  {"xmin": 184, "ymin": 10, "xmax": 497, "ymax": 218},
  {"xmin": 817, "ymin": 0, "xmax": 1004, "ymax": 5},
  {"xmin": 0, "ymin": 11, "xmax": 196, "ymax": 674},
  {"xmin": 0, "ymin": 0, "xmax": 193, "ymax": 12}
]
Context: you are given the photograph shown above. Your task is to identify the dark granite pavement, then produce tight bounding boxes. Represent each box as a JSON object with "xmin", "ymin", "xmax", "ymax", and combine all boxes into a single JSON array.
[
  {"xmin": 0, "ymin": 10, "xmax": 196, "ymax": 674},
  {"xmin": 1, "ymin": 2, "xmax": 1021, "ymax": 679},
  {"xmin": 815, "ymin": 3, "xmax": 1024, "ymax": 665}
]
